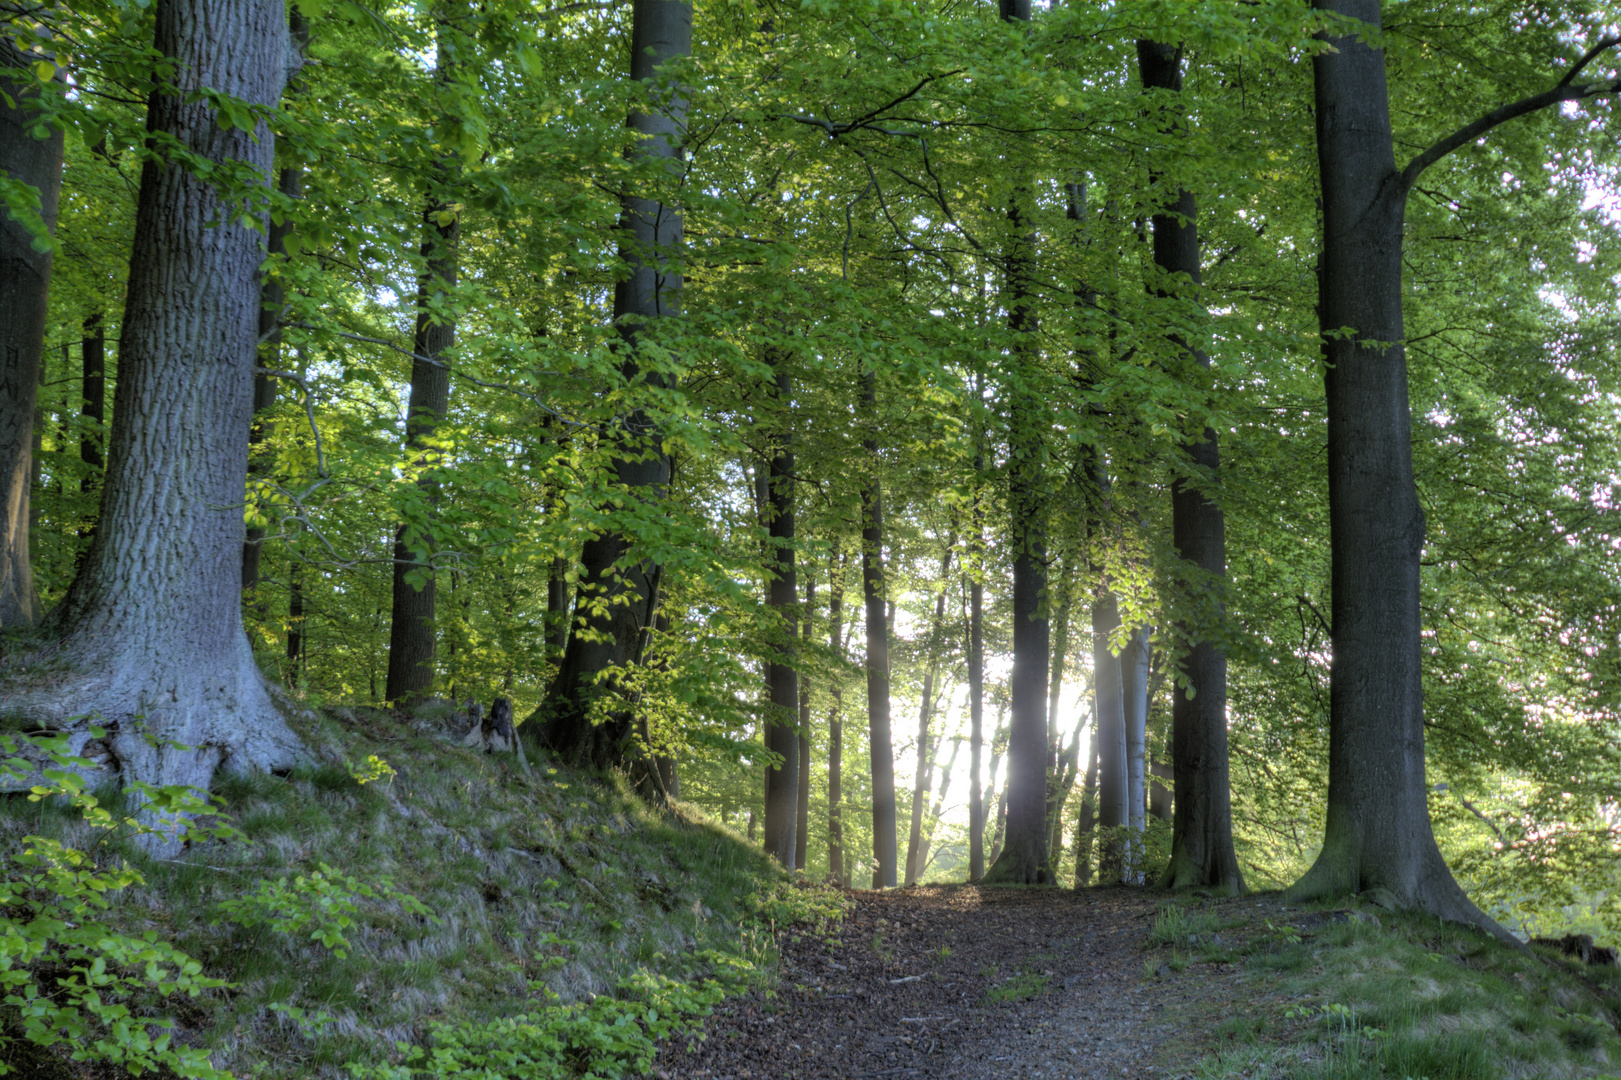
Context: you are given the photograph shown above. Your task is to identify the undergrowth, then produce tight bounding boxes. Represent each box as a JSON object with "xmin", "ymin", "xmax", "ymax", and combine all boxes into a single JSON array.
[
  {"xmin": 1148, "ymin": 894, "xmax": 1621, "ymax": 1079},
  {"xmin": 0, "ymin": 707, "xmax": 846, "ymax": 1078}
]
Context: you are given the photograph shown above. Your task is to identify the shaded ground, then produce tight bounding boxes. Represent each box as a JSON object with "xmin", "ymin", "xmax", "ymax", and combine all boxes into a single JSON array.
[{"xmin": 655, "ymin": 885, "xmax": 1174, "ymax": 1080}]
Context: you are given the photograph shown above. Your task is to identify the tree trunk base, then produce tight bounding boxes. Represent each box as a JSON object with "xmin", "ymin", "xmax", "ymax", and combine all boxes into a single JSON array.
[
  {"xmin": 1156, "ymin": 850, "xmax": 1243, "ymax": 896},
  {"xmin": 1285, "ymin": 840, "xmax": 1517, "ymax": 946},
  {"xmin": 0, "ymin": 631, "xmax": 307, "ymax": 848},
  {"xmin": 981, "ymin": 841, "xmax": 1052, "ymax": 885}
]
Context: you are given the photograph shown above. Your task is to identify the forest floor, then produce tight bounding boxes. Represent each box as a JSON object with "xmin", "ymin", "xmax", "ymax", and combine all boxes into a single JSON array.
[
  {"xmin": 654, "ymin": 883, "xmax": 1621, "ymax": 1080},
  {"xmin": 654, "ymin": 884, "xmax": 1184, "ymax": 1080}
]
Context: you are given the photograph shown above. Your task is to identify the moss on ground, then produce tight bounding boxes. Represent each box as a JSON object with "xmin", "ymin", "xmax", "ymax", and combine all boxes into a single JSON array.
[
  {"xmin": 0, "ymin": 706, "xmax": 844, "ymax": 1078},
  {"xmin": 1147, "ymin": 893, "xmax": 1621, "ymax": 1079}
]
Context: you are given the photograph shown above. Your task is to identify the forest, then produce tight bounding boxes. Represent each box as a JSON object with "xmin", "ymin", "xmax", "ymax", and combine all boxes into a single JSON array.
[{"xmin": 1, "ymin": 0, "xmax": 1620, "ymax": 1070}]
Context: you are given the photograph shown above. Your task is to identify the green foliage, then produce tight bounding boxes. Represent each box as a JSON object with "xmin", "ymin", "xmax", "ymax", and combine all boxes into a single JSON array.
[
  {"xmin": 0, "ymin": 732, "xmax": 231, "ymax": 1078},
  {"xmin": 214, "ymin": 862, "xmax": 434, "ymax": 960}
]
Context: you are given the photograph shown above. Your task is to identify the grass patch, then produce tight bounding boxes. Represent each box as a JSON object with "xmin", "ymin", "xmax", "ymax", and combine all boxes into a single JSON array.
[
  {"xmin": 0, "ymin": 706, "xmax": 842, "ymax": 1078},
  {"xmin": 1147, "ymin": 894, "xmax": 1621, "ymax": 1079},
  {"xmin": 983, "ymin": 969, "xmax": 1051, "ymax": 1005}
]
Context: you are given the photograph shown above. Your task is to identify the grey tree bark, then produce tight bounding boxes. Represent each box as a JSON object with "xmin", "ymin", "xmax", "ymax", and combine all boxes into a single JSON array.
[
  {"xmin": 1122, "ymin": 625, "xmax": 1150, "ymax": 884},
  {"xmin": 0, "ymin": 39, "xmax": 64, "ymax": 630},
  {"xmin": 904, "ymin": 542, "xmax": 953, "ymax": 886},
  {"xmin": 826, "ymin": 542, "xmax": 847, "ymax": 884},
  {"xmin": 982, "ymin": 0, "xmax": 1052, "ymax": 887},
  {"xmin": 0, "ymin": 0, "xmax": 304, "ymax": 820},
  {"xmin": 967, "ymin": 454, "xmax": 986, "ymax": 881},
  {"xmin": 794, "ymin": 570, "xmax": 814, "ymax": 871},
  {"xmin": 1285, "ymin": 1, "xmax": 1617, "ymax": 938},
  {"xmin": 862, "ymin": 367, "xmax": 898, "ymax": 888},
  {"xmin": 1135, "ymin": 37, "xmax": 1244, "ymax": 895},
  {"xmin": 537, "ymin": 0, "xmax": 689, "ymax": 769},
  {"xmin": 762, "ymin": 367, "xmax": 799, "ymax": 869},
  {"xmin": 386, "ymin": 6, "xmax": 463, "ymax": 704}
]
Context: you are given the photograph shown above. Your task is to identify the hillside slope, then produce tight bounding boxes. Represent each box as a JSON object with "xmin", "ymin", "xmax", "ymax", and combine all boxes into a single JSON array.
[{"xmin": 0, "ymin": 705, "xmax": 837, "ymax": 1078}]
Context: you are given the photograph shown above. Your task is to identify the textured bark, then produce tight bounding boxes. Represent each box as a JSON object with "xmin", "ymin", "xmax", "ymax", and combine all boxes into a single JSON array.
[
  {"xmin": 0, "ymin": 0, "xmax": 302, "ymax": 824},
  {"xmin": 0, "ymin": 40, "xmax": 64, "ymax": 629},
  {"xmin": 983, "ymin": 0, "xmax": 1050, "ymax": 886},
  {"xmin": 1286, "ymin": 1, "xmax": 1504, "ymax": 938},
  {"xmin": 862, "ymin": 369, "xmax": 898, "ymax": 888},
  {"xmin": 1135, "ymin": 38, "xmax": 1245, "ymax": 895},
  {"xmin": 826, "ymin": 542, "xmax": 847, "ymax": 885},
  {"xmin": 537, "ymin": 0, "xmax": 688, "ymax": 769},
  {"xmin": 904, "ymin": 543, "xmax": 953, "ymax": 886},
  {"xmin": 386, "ymin": 8, "xmax": 462, "ymax": 704},
  {"xmin": 762, "ymin": 366, "xmax": 798, "ymax": 869}
]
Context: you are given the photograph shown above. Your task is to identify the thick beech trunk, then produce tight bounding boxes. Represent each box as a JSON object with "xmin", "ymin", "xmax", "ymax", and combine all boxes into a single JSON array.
[
  {"xmin": 826, "ymin": 542, "xmax": 847, "ymax": 884},
  {"xmin": 0, "ymin": 40, "xmax": 64, "ymax": 629},
  {"xmin": 538, "ymin": 0, "xmax": 689, "ymax": 769},
  {"xmin": 386, "ymin": 8, "xmax": 461, "ymax": 704},
  {"xmin": 983, "ymin": 0, "xmax": 1050, "ymax": 886},
  {"xmin": 1286, "ymin": 1, "xmax": 1500, "ymax": 935},
  {"xmin": 862, "ymin": 367, "xmax": 898, "ymax": 888},
  {"xmin": 1136, "ymin": 36, "xmax": 1243, "ymax": 895},
  {"xmin": 762, "ymin": 366, "xmax": 798, "ymax": 868},
  {"xmin": 1, "ymin": 0, "xmax": 302, "ymax": 816}
]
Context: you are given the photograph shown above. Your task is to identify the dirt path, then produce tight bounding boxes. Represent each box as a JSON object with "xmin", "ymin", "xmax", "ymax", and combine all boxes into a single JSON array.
[{"xmin": 656, "ymin": 885, "xmax": 1177, "ymax": 1080}]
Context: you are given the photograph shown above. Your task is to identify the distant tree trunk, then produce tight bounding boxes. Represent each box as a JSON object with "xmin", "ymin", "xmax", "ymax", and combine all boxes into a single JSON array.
[
  {"xmin": 538, "ymin": 0, "xmax": 689, "ymax": 769},
  {"xmin": 79, "ymin": 317, "xmax": 105, "ymax": 485},
  {"xmin": 905, "ymin": 542, "xmax": 954, "ymax": 886},
  {"xmin": 1136, "ymin": 36, "xmax": 1244, "ymax": 896},
  {"xmin": 386, "ymin": 7, "xmax": 463, "ymax": 705},
  {"xmin": 983, "ymin": 0, "xmax": 1050, "ymax": 887},
  {"xmin": 1090, "ymin": 481, "xmax": 1128, "ymax": 881},
  {"xmin": 986, "ymin": 700, "xmax": 1010, "ymax": 865},
  {"xmin": 795, "ymin": 570, "xmax": 814, "ymax": 871},
  {"xmin": 1122, "ymin": 626, "xmax": 1150, "ymax": 883},
  {"xmin": 1073, "ymin": 718, "xmax": 1099, "ymax": 887},
  {"xmin": 967, "ymin": 455, "xmax": 986, "ymax": 881},
  {"xmin": 761, "ymin": 359, "xmax": 799, "ymax": 869},
  {"xmin": 1, "ymin": 0, "xmax": 303, "ymax": 815},
  {"xmin": 1046, "ymin": 721, "xmax": 1080, "ymax": 872},
  {"xmin": 863, "ymin": 368, "xmax": 898, "ymax": 889},
  {"xmin": 286, "ymin": 552, "xmax": 304, "ymax": 684},
  {"xmin": 242, "ymin": 7, "xmax": 309, "ymax": 601},
  {"xmin": 547, "ymin": 552, "xmax": 570, "ymax": 658},
  {"xmin": 1149, "ymin": 758, "xmax": 1173, "ymax": 821},
  {"xmin": 1286, "ymin": 1, "xmax": 1571, "ymax": 938},
  {"xmin": 826, "ymin": 542, "xmax": 847, "ymax": 884},
  {"xmin": 0, "ymin": 39, "xmax": 64, "ymax": 629},
  {"xmin": 916, "ymin": 734, "xmax": 961, "ymax": 880}
]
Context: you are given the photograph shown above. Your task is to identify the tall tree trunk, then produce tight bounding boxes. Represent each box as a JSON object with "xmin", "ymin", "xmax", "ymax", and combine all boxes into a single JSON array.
[
  {"xmin": 1, "ymin": 0, "xmax": 303, "ymax": 814},
  {"xmin": 242, "ymin": 8, "xmax": 308, "ymax": 602},
  {"xmin": 286, "ymin": 555, "xmax": 305, "ymax": 684},
  {"xmin": 762, "ymin": 361, "xmax": 798, "ymax": 869},
  {"xmin": 795, "ymin": 569, "xmax": 814, "ymax": 871},
  {"xmin": 983, "ymin": 0, "xmax": 1051, "ymax": 886},
  {"xmin": 862, "ymin": 365, "xmax": 898, "ymax": 888},
  {"xmin": 0, "ymin": 39, "xmax": 64, "ymax": 629},
  {"xmin": 905, "ymin": 542, "xmax": 954, "ymax": 886},
  {"xmin": 1122, "ymin": 625, "xmax": 1150, "ymax": 884},
  {"xmin": 1073, "ymin": 717, "xmax": 1099, "ymax": 887},
  {"xmin": 967, "ymin": 457, "xmax": 986, "ymax": 882},
  {"xmin": 826, "ymin": 542, "xmax": 847, "ymax": 884},
  {"xmin": 1091, "ymin": 500, "xmax": 1128, "ymax": 882},
  {"xmin": 1135, "ymin": 37, "xmax": 1244, "ymax": 895},
  {"xmin": 1287, "ymin": 1, "xmax": 1528, "ymax": 937},
  {"xmin": 916, "ymin": 734, "xmax": 961, "ymax": 880},
  {"xmin": 538, "ymin": 0, "xmax": 689, "ymax": 768},
  {"xmin": 547, "ymin": 552, "xmax": 570, "ymax": 658},
  {"xmin": 386, "ymin": 7, "xmax": 462, "ymax": 705}
]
